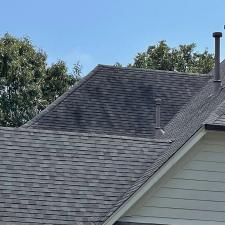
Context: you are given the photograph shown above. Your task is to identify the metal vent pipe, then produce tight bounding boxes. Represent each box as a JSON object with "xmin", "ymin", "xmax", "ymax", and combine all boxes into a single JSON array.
[{"xmin": 213, "ymin": 32, "xmax": 222, "ymax": 90}]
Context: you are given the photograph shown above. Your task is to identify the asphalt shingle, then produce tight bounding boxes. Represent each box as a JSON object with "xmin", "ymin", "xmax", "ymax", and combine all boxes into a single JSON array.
[
  {"xmin": 101, "ymin": 64, "xmax": 225, "ymax": 224},
  {"xmin": 7, "ymin": 62, "xmax": 225, "ymax": 224},
  {"xmin": 0, "ymin": 126, "xmax": 170, "ymax": 225},
  {"xmin": 23, "ymin": 65, "xmax": 210, "ymax": 138}
]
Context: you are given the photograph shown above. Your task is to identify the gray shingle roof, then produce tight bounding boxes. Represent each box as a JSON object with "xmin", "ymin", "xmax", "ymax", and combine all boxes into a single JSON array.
[
  {"xmin": 5, "ymin": 62, "xmax": 225, "ymax": 225},
  {"xmin": 101, "ymin": 70, "xmax": 225, "ymax": 224},
  {"xmin": 0, "ymin": 126, "xmax": 171, "ymax": 225},
  {"xmin": 23, "ymin": 65, "xmax": 210, "ymax": 138},
  {"xmin": 204, "ymin": 98, "xmax": 225, "ymax": 127}
]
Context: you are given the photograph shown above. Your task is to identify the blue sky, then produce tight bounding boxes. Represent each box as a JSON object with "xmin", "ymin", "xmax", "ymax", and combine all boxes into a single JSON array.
[{"xmin": 0, "ymin": 0, "xmax": 225, "ymax": 74}]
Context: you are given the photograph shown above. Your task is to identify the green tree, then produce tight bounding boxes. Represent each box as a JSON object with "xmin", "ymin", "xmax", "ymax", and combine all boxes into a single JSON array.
[
  {"xmin": 42, "ymin": 61, "xmax": 81, "ymax": 104},
  {"xmin": 0, "ymin": 33, "xmax": 80, "ymax": 127},
  {"xmin": 129, "ymin": 41, "xmax": 214, "ymax": 74}
]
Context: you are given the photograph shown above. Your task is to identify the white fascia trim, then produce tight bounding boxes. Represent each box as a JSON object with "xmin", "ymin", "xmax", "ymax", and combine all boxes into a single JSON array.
[{"xmin": 102, "ymin": 127, "xmax": 206, "ymax": 225}]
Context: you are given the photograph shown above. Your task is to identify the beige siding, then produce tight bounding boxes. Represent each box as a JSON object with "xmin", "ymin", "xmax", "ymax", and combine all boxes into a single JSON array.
[{"xmin": 120, "ymin": 132, "xmax": 225, "ymax": 225}]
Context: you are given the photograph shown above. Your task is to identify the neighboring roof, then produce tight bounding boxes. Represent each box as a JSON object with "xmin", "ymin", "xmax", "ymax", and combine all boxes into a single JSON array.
[
  {"xmin": 23, "ymin": 65, "xmax": 210, "ymax": 138},
  {"xmin": 0, "ymin": 126, "xmax": 171, "ymax": 225}
]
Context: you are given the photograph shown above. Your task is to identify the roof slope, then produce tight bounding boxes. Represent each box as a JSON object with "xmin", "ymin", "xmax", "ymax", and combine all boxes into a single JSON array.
[
  {"xmin": 0, "ymin": 126, "xmax": 170, "ymax": 225},
  {"xmin": 100, "ymin": 76, "xmax": 225, "ymax": 224},
  {"xmin": 23, "ymin": 65, "xmax": 210, "ymax": 138},
  {"xmin": 204, "ymin": 99, "xmax": 225, "ymax": 127}
]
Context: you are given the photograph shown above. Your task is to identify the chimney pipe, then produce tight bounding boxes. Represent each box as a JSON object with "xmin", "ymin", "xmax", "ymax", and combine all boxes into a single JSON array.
[
  {"xmin": 213, "ymin": 32, "xmax": 222, "ymax": 90},
  {"xmin": 155, "ymin": 98, "xmax": 164, "ymax": 137}
]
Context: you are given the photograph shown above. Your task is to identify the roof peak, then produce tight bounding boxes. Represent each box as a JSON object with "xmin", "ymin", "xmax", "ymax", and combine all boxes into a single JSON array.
[{"xmin": 97, "ymin": 64, "xmax": 211, "ymax": 77}]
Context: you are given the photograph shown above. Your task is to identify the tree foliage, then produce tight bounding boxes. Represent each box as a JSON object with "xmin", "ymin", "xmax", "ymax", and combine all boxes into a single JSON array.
[
  {"xmin": 129, "ymin": 41, "xmax": 214, "ymax": 74},
  {"xmin": 42, "ymin": 61, "xmax": 81, "ymax": 104},
  {"xmin": 0, "ymin": 33, "xmax": 80, "ymax": 127}
]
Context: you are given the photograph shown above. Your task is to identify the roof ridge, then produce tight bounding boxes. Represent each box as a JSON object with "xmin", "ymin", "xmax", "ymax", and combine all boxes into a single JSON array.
[
  {"xmin": 97, "ymin": 64, "xmax": 211, "ymax": 77},
  {"xmin": 22, "ymin": 65, "xmax": 101, "ymax": 128},
  {"xmin": 1, "ymin": 126, "xmax": 172, "ymax": 143}
]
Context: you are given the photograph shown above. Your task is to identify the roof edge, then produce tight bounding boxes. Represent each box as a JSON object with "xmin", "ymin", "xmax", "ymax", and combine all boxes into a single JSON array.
[{"xmin": 22, "ymin": 65, "xmax": 101, "ymax": 128}]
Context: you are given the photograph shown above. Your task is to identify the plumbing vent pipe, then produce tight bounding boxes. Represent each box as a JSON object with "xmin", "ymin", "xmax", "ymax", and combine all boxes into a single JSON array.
[
  {"xmin": 155, "ymin": 98, "xmax": 164, "ymax": 137},
  {"xmin": 213, "ymin": 32, "xmax": 222, "ymax": 91}
]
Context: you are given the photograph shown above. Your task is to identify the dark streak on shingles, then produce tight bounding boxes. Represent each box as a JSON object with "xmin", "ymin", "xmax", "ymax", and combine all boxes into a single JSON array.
[
  {"xmin": 100, "ymin": 63, "xmax": 225, "ymax": 224},
  {"xmin": 24, "ymin": 65, "xmax": 210, "ymax": 138}
]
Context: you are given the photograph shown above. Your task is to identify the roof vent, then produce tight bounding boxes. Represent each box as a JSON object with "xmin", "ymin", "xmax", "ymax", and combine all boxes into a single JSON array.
[
  {"xmin": 213, "ymin": 32, "xmax": 222, "ymax": 91},
  {"xmin": 155, "ymin": 98, "xmax": 164, "ymax": 137}
]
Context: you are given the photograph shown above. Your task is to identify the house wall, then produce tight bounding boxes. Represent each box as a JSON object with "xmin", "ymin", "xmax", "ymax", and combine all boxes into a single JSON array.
[{"xmin": 119, "ymin": 132, "xmax": 225, "ymax": 225}]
